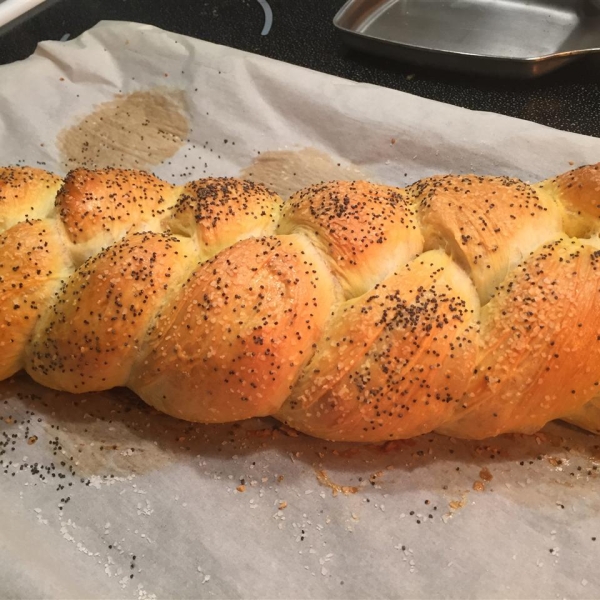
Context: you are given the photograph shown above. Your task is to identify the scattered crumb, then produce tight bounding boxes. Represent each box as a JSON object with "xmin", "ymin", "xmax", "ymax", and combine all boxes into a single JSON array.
[
  {"xmin": 315, "ymin": 470, "xmax": 359, "ymax": 497},
  {"xmin": 479, "ymin": 467, "xmax": 493, "ymax": 482}
]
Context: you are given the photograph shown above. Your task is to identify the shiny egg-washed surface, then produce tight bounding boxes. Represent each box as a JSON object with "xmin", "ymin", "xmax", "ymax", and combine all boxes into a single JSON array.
[{"xmin": 1, "ymin": 164, "xmax": 600, "ymax": 442}]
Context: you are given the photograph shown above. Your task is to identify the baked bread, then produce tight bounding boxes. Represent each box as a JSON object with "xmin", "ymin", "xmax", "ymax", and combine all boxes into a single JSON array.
[{"xmin": 1, "ymin": 164, "xmax": 599, "ymax": 442}]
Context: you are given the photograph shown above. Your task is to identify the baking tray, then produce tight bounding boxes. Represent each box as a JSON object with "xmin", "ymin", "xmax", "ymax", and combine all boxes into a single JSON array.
[
  {"xmin": 0, "ymin": 0, "xmax": 47, "ymax": 29},
  {"xmin": 333, "ymin": 0, "xmax": 600, "ymax": 77}
]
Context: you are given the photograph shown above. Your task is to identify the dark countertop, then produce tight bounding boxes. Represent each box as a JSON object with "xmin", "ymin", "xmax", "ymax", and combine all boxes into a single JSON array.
[{"xmin": 0, "ymin": 0, "xmax": 599, "ymax": 138}]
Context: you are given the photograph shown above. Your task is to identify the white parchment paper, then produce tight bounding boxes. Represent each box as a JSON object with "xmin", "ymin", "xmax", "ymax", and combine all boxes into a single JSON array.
[{"xmin": 1, "ymin": 21, "xmax": 600, "ymax": 600}]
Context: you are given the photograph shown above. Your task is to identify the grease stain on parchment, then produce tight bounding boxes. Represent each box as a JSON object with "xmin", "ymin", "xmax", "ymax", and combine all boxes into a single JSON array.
[
  {"xmin": 240, "ymin": 147, "xmax": 368, "ymax": 198},
  {"xmin": 58, "ymin": 88, "xmax": 189, "ymax": 170}
]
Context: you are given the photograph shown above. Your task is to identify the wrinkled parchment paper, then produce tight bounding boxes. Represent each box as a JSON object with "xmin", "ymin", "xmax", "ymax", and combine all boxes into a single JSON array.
[{"xmin": 1, "ymin": 21, "xmax": 600, "ymax": 600}]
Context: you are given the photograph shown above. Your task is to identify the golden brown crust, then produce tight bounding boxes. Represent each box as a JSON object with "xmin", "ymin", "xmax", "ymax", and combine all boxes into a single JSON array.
[
  {"xmin": 26, "ymin": 232, "xmax": 197, "ymax": 392},
  {"xmin": 564, "ymin": 396, "xmax": 600, "ymax": 434},
  {"xmin": 0, "ymin": 219, "xmax": 72, "ymax": 379},
  {"xmin": 439, "ymin": 237, "xmax": 600, "ymax": 438},
  {"xmin": 409, "ymin": 175, "xmax": 562, "ymax": 303},
  {"xmin": 128, "ymin": 234, "xmax": 336, "ymax": 422},
  {"xmin": 0, "ymin": 167, "xmax": 63, "ymax": 232},
  {"xmin": 1, "ymin": 163, "xmax": 600, "ymax": 442},
  {"xmin": 278, "ymin": 181, "xmax": 423, "ymax": 297},
  {"xmin": 277, "ymin": 250, "xmax": 479, "ymax": 441},
  {"xmin": 536, "ymin": 163, "xmax": 600, "ymax": 237},
  {"xmin": 56, "ymin": 167, "xmax": 181, "ymax": 263},
  {"xmin": 165, "ymin": 178, "xmax": 282, "ymax": 259}
]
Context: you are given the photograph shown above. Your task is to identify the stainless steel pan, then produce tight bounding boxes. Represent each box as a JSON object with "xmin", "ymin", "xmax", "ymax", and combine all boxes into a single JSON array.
[{"xmin": 334, "ymin": 0, "xmax": 600, "ymax": 77}]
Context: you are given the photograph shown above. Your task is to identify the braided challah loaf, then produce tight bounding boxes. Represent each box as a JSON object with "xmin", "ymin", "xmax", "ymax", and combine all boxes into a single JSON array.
[{"xmin": 1, "ymin": 164, "xmax": 600, "ymax": 442}]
